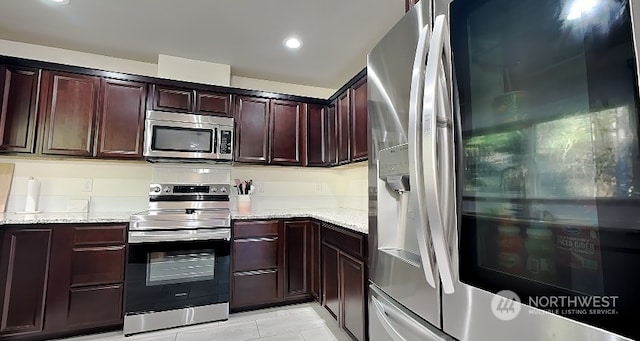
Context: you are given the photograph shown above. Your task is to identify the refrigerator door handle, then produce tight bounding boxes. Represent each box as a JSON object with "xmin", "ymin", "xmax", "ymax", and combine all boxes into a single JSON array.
[
  {"xmin": 371, "ymin": 286, "xmax": 447, "ymax": 341},
  {"xmin": 408, "ymin": 23, "xmax": 437, "ymax": 289},
  {"xmin": 421, "ymin": 14, "xmax": 457, "ymax": 294}
]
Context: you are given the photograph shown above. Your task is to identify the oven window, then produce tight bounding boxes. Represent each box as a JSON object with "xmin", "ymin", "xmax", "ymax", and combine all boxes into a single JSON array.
[
  {"xmin": 146, "ymin": 249, "xmax": 215, "ymax": 286},
  {"xmin": 152, "ymin": 126, "xmax": 213, "ymax": 153}
]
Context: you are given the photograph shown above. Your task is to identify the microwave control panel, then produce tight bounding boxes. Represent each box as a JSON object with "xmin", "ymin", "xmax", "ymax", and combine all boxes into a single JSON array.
[{"xmin": 219, "ymin": 129, "xmax": 233, "ymax": 154}]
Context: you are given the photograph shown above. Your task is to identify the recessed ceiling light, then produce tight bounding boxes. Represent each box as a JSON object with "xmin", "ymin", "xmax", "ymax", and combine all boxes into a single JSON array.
[
  {"xmin": 284, "ymin": 37, "xmax": 302, "ymax": 49},
  {"xmin": 47, "ymin": 0, "xmax": 70, "ymax": 4}
]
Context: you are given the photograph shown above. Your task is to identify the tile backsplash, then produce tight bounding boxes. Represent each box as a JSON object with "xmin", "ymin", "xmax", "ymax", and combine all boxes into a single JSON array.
[{"xmin": 3, "ymin": 157, "xmax": 368, "ymax": 213}]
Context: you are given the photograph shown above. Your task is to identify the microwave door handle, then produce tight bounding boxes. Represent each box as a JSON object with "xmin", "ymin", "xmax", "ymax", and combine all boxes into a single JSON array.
[
  {"xmin": 214, "ymin": 127, "xmax": 218, "ymax": 154},
  {"xmin": 421, "ymin": 14, "xmax": 456, "ymax": 294},
  {"xmin": 408, "ymin": 23, "xmax": 437, "ymax": 289}
]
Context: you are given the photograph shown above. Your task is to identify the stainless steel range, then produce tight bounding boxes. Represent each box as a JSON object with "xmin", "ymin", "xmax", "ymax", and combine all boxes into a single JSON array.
[{"xmin": 124, "ymin": 182, "xmax": 231, "ymax": 336}]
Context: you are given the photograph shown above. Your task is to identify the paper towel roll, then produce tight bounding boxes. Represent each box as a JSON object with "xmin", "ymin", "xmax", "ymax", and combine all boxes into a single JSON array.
[{"xmin": 25, "ymin": 177, "xmax": 40, "ymax": 212}]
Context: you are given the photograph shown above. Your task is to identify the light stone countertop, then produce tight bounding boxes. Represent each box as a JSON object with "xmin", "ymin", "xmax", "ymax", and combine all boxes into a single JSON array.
[
  {"xmin": 0, "ymin": 208, "xmax": 369, "ymax": 234},
  {"xmin": 0, "ymin": 212, "xmax": 136, "ymax": 225},
  {"xmin": 232, "ymin": 208, "xmax": 368, "ymax": 234}
]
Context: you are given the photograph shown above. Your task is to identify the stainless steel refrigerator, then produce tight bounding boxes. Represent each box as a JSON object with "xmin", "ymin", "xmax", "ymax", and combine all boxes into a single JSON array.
[{"xmin": 368, "ymin": 0, "xmax": 640, "ymax": 340}]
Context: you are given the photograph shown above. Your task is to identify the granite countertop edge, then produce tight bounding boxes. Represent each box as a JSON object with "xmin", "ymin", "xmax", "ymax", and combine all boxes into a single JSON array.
[{"xmin": 0, "ymin": 209, "xmax": 369, "ymax": 234}]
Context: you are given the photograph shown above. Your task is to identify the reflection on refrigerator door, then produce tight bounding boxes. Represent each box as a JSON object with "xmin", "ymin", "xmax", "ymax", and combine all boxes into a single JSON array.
[{"xmin": 369, "ymin": 285, "xmax": 454, "ymax": 341}]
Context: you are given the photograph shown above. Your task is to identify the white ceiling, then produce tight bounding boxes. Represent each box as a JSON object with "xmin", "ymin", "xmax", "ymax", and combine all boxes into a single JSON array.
[{"xmin": 0, "ymin": 0, "xmax": 405, "ymax": 89}]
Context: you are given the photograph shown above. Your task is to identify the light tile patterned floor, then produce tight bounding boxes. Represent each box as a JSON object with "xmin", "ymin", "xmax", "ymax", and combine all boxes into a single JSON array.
[{"xmin": 56, "ymin": 303, "xmax": 352, "ymax": 341}]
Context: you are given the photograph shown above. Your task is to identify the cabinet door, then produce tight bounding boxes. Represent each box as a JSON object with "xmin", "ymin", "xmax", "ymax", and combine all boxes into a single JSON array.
[
  {"xmin": 350, "ymin": 78, "xmax": 368, "ymax": 161},
  {"xmin": 269, "ymin": 100, "xmax": 303, "ymax": 165},
  {"xmin": 327, "ymin": 102, "xmax": 338, "ymax": 166},
  {"xmin": 235, "ymin": 96, "xmax": 270, "ymax": 163},
  {"xmin": 322, "ymin": 242, "xmax": 340, "ymax": 320},
  {"xmin": 40, "ymin": 71, "xmax": 100, "ymax": 156},
  {"xmin": 231, "ymin": 270, "xmax": 279, "ymax": 308},
  {"xmin": 337, "ymin": 91, "xmax": 351, "ymax": 164},
  {"xmin": 0, "ymin": 66, "xmax": 39, "ymax": 153},
  {"xmin": 0, "ymin": 229, "xmax": 52, "ymax": 337},
  {"xmin": 310, "ymin": 222, "xmax": 321, "ymax": 301},
  {"xmin": 340, "ymin": 252, "xmax": 366, "ymax": 341},
  {"xmin": 151, "ymin": 85, "xmax": 193, "ymax": 112},
  {"xmin": 307, "ymin": 104, "xmax": 328, "ymax": 166},
  {"xmin": 196, "ymin": 91, "xmax": 231, "ymax": 116},
  {"xmin": 96, "ymin": 79, "xmax": 146, "ymax": 158},
  {"xmin": 283, "ymin": 221, "xmax": 310, "ymax": 299}
]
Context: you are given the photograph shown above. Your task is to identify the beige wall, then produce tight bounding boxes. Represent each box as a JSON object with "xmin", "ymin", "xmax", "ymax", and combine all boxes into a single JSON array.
[
  {"xmin": 0, "ymin": 39, "xmax": 158, "ymax": 77},
  {"xmin": 3, "ymin": 157, "xmax": 367, "ymax": 213},
  {"xmin": 0, "ymin": 39, "xmax": 335, "ymax": 98},
  {"xmin": 3, "ymin": 157, "xmax": 152, "ymax": 213},
  {"xmin": 231, "ymin": 76, "xmax": 335, "ymax": 99},
  {"xmin": 157, "ymin": 54, "xmax": 230, "ymax": 86}
]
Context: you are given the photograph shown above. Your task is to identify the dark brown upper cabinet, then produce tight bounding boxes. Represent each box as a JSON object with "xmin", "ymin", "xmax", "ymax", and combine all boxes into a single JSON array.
[
  {"xmin": 306, "ymin": 104, "xmax": 329, "ymax": 166},
  {"xmin": 150, "ymin": 84, "xmax": 232, "ymax": 117},
  {"xmin": 0, "ymin": 65, "xmax": 40, "ymax": 153},
  {"xmin": 327, "ymin": 102, "xmax": 338, "ymax": 166},
  {"xmin": 350, "ymin": 78, "xmax": 368, "ymax": 161},
  {"xmin": 406, "ymin": 0, "xmax": 420, "ymax": 12},
  {"xmin": 40, "ymin": 71, "xmax": 100, "ymax": 156},
  {"xmin": 269, "ymin": 100, "xmax": 303, "ymax": 166},
  {"xmin": 235, "ymin": 96, "xmax": 305, "ymax": 166},
  {"xmin": 337, "ymin": 91, "xmax": 351, "ymax": 164},
  {"xmin": 196, "ymin": 91, "xmax": 231, "ymax": 116},
  {"xmin": 235, "ymin": 96, "xmax": 270, "ymax": 163},
  {"xmin": 150, "ymin": 85, "xmax": 193, "ymax": 113},
  {"xmin": 96, "ymin": 79, "xmax": 146, "ymax": 159}
]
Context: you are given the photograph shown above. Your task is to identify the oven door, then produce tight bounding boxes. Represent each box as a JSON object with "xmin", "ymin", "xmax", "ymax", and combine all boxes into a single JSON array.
[{"xmin": 125, "ymin": 238, "xmax": 230, "ymax": 315}]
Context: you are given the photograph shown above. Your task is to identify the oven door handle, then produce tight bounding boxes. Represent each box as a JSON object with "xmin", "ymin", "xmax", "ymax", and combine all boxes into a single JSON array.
[{"xmin": 128, "ymin": 229, "xmax": 231, "ymax": 243}]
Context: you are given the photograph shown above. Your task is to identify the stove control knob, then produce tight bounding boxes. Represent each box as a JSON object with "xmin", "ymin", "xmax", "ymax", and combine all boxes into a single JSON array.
[
  {"xmin": 152, "ymin": 185, "xmax": 161, "ymax": 193},
  {"xmin": 210, "ymin": 187, "xmax": 217, "ymax": 193},
  {"xmin": 220, "ymin": 187, "xmax": 227, "ymax": 193},
  {"xmin": 164, "ymin": 186, "xmax": 171, "ymax": 193}
]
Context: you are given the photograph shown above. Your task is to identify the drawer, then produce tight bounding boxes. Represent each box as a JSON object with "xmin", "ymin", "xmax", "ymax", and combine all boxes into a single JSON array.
[
  {"xmin": 74, "ymin": 224, "xmax": 126, "ymax": 246},
  {"xmin": 71, "ymin": 246, "xmax": 125, "ymax": 286},
  {"xmin": 231, "ymin": 269, "xmax": 278, "ymax": 308},
  {"xmin": 232, "ymin": 237, "xmax": 278, "ymax": 272},
  {"xmin": 233, "ymin": 220, "xmax": 279, "ymax": 238},
  {"xmin": 322, "ymin": 223, "xmax": 366, "ymax": 259},
  {"xmin": 67, "ymin": 284, "xmax": 123, "ymax": 327}
]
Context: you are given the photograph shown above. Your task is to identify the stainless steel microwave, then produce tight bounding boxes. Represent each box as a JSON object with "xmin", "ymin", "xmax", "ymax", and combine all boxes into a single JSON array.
[{"xmin": 143, "ymin": 110, "xmax": 234, "ymax": 162}]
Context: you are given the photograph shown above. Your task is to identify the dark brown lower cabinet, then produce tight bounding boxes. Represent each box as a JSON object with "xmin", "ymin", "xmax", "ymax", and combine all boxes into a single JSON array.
[
  {"xmin": 340, "ymin": 253, "xmax": 366, "ymax": 341},
  {"xmin": 0, "ymin": 229, "xmax": 52, "ymax": 338},
  {"xmin": 0, "ymin": 224, "xmax": 126, "ymax": 341},
  {"xmin": 231, "ymin": 219, "xmax": 320, "ymax": 310},
  {"xmin": 232, "ymin": 270, "xmax": 279, "ymax": 308},
  {"xmin": 231, "ymin": 220, "xmax": 282, "ymax": 310},
  {"xmin": 321, "ymin": 223, "xmax": 367, "ymax": 341},
  {"xmin": 322, "ymin": 243, "xmax": 340, "ymax": 320}
]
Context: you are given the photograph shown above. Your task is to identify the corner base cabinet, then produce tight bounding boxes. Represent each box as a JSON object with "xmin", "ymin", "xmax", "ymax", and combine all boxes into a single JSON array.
[
  {"xmin": 321, "ymin": 223, "xmax": 367, "ymax": 341},
  {"xmin": 0, "ymin": 224, "xmax": 126, "ymax": 341}
]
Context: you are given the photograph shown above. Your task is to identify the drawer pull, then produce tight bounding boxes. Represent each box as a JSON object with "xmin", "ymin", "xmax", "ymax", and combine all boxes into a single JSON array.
[
  {"xmin": 235, "ymin": 237, "xmax": 277, "ymax": 243},
  {"xmin": 234, "ymin": 269, "xmax": 277, "ymax": 276}
]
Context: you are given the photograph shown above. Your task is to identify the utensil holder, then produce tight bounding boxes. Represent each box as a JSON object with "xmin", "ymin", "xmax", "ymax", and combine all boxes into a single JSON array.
[{"xmin": 237, "ymin": 194, "xmax": 251, "ymax": 214}]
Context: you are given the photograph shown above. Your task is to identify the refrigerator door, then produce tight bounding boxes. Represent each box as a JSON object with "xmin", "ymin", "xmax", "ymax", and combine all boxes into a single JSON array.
[
  {"xmin": 368, "ymin": 0, "xmax": 441, "ymax": 328},
  {"xmin": 369, "ymin": 284, "xmax": 456, "ymax": 341},
  {"xmin": 440, "ymin": 0, "xmax": 640, "ymax": 339}
]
